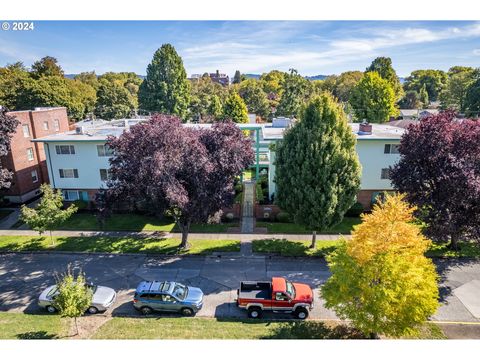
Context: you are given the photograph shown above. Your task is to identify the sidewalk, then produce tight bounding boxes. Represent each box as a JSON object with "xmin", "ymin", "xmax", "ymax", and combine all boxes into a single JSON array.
[{"xmin": 0, "ymin": 228, "xmax": 351, "ymax": 241}]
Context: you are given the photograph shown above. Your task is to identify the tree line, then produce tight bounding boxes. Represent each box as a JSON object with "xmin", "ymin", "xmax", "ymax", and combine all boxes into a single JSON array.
[{"xmin": 1, "ymin": 45, "xmax": 479, "ymax": 122}]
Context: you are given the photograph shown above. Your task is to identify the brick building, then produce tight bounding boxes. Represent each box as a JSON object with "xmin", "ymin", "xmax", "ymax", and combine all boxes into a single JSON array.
[{"xmin": 0, "ymin": 107, "xmax": 70, "ymax": 203}]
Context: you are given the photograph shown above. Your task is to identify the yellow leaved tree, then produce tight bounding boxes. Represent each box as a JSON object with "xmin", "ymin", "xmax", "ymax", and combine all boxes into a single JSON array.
[{"xmin": 321, "ymin": 193, "xmax": 439, "ymax": 338}]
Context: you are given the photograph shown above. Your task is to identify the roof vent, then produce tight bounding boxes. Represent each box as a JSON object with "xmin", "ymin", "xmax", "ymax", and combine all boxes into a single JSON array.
[
  {"xmin": 75, "ymin": 126, "xmax": 85, "ymax": 135},
  {"xmin": 358, "ymin": 121, "xmax": 372, "ymax": 135}
]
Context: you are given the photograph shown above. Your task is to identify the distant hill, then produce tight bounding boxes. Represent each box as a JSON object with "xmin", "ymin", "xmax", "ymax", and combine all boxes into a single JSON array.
[
  {"xmin": 64, "ymin": 74, "xmax": 146, "ymax": 80},
  {"xmin": 244, "ymin": 73, "xmax": 261, "ymax": 79},
  {"xmin": 245, "ymin": 73, "xmax": 329, "ymax": 81}
]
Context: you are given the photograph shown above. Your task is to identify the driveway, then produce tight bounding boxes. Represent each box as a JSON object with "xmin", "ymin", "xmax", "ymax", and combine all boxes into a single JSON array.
[{"xmin": 0, "ymin": 252, "xmax": 478, "ymax": 322}]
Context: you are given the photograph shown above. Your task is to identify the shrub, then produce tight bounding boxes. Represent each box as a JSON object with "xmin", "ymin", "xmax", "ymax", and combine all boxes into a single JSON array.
[
  {"xmin": 276, "ymin": 211, "xmax": 291, "ymax": 223},
  {"xmin": 346, "ymin": 202, "xmax": 364, "ymax": 217},
  {"xmin": 256, "ymin": 183, "xmax": 265, "ymax": 203},
  {"xmin": 72, "ymin": 200, "xmax": 88, "ymax": 211}
]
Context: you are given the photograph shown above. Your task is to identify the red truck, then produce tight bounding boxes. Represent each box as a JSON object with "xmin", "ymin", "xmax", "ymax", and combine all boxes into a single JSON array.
[{"xmin": 236, "ymin": 277, "xmax": 314, "ymax": 319}]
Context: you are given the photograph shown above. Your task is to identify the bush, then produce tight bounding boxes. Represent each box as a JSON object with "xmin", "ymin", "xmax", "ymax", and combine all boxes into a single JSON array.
[
  {"xmin": 72, "ymin": 200, "xmax": 88, "ymax": 211},
  {"xmin": 256, "ymin": 183, "xmax": 265, "ymax": 204},
  {"xmin": 234, "ymin": 183, "xmax": 243, "ymax": 194},
  {"xmin": 345, "ymin": 202, "xmax": 364, "ymax": 217},
  {"xmin": 276, "ymin": 211, "xmax": 291, "ymax": 223}
]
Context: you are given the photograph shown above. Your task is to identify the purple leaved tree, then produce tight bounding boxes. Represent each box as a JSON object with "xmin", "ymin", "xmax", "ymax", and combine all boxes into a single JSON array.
[
  {"xmin": 103, "ymin": 114, "xmax": 254, "ymax": 248},
  {"xmin": 0, "ymin": 108, "xmax": 20, "ymax": 189},
  {"xmin": 390, "ymin": 111, "xmax": 480, "ymax": 250}
]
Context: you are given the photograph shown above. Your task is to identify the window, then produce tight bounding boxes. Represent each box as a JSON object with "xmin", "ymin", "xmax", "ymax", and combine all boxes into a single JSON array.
[
  {"xmin": 22, "ymin": 124, "xmax": 30, "ymax": 138},
  {"xmin": 381, "ymin": 168, "xmax": 391, "ymax": 180},
  {"xmin": 384, "ymin": 144, "xmax": 400, "ymax": 154},
  {"xmin": 31, "ymin": 170, "xmax": 38, "ymax": 183},
  {"xmin": 54, "ymin": 119, "xmax": 60, "ymax": 132},
  {"xmin": 62, "ymin": 190, "xmax": 80, "ymax": 201},
  {"xmin": 55, "ymin": 145, "xmax": 75, "ymax": 155},
  {"xmin": 43, "ymin": 121, "xmax": 49, "ymax": 130},
  {"xmin": 275, "ymin": 292, "xmax": 289, "ymax": 301},
  {"xmin": 97, "ymin": 144, "xmax": 114, "ymax": 157},
  {"xmin": 26, "ymin": 148, "xmax": 34, "ymax": 161},
  {"xmin": 161, "ymin": 294, "xmax": 176, "ymax": 303},
  {"xmin": 99, "ymin": 169, "xmax": 111, "ymax": 181},
  {"xmin": 59, "ymin": 169, "xmax": 79, "ymax": 178}
]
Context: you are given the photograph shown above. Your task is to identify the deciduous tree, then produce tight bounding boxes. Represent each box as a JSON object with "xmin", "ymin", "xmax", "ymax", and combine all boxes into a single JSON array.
[
  {"xmin": 440, "ymin": 67, "xmax": 475, "ymax": 112},
  {"xmin": 366, "ymin": 57, "xmax": 404, "ymax": 101},
  {"xmin": 94, "ymin": 80, "xmax": 135, "ymax": 120},
  {"xmin": 322, "ymin": 194, "xmax": 439, "ymax": 338},
  {"xmin": 31, "ymin": 56, "xmax": 64, "ymax": 78},
  {"xmin": 404, "ymin": 69, "xmax": 447, "ymax": 102},
  {"xmin": 238, "ymin": 79, "xmax": 270, "ymax": 119},
  {"xmin": 0, "ymin": 108, "xmax": 20, "ymax": 189},
  {"xmin": 275, "ymin": 94, "xmax": 361, "ymax": 246},
  {"xmin": 222, "ymin": 91, "xmax": 249, "ymax": 123},
  {"xmin": 276, "ymin": 69, "xmax": 313, "ymax": 118}
]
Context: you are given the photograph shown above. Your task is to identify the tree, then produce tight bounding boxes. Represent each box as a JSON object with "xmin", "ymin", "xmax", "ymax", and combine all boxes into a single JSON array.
[
  {"xmin": 222, "ymin": 91, "xmax": 249, "ymax": 123},
  {"xmin": 31, "ymin": 56, "xmax": 64, "ymax": 78},
  {"xmin": 189, "ymin": 76, "xmax": 226, "ymax": 122},
  {"xmin": 208, "ymin": 95, "xmax": 223, "ymax": 120},
  {"xmin": 398, "ymin": 90, "xmax": 422, "ymax": 109},
  {"xmin": 322, "ymin": 194, "xmax": 439, "ymax": 338},
  {"xmin": 0, "ymin": 108, "xmax": 20, "ymax": 189},
  {"xmin": 0, "ymin": 62, "xmax": 34, "ymax": 109},
  {"xmin": 333, "ymin": 71, "xmax": 364, "ymax": 102},
  {"xmin": 440, "ymin": 67, "xmax": 476, "ymax": 112},
  {"xmin": 20, "ymin": 184, "xmax": 77, "ymax": 244},
  {"xmin": 138, "ymin": 44, "xmax": 190, "ymax": 118},
  {"xmin": 74, "ymin": 71, "xmax": 99, "ymax": 90},
  {"xmin": 53, "ymin": 266, "xmax": 93, "ymax": 336},
  {"xmin": 390, "ymin": 111, "xmax": 480, "ymax": 250},
  {"xmin": 366, "ymin": 57, "xmax": 404, "ymax": 101},
  {"xmin": 465, "ymin": 72, "xmax": 480, "ymax": 117},
  {"xmin": 349, "ymin": 72, "xmax": 398, "ymax": 122},
  {"xmin": 404, "ymin": 69, "xmax": 448, "ymax": 102},
  {"xmin": 419, "ymin": 83, "xmax": 429, "ymax": 107},
  {"xmin": 103, "ymin": 115, "xmax": 254, "ymax": 248},
  {"xmin": 275, "ymin": 94, "xmax": 361, "ymax": 247},
  {"xmin": 238, "ymin": 79, "xmax": 270, "ymax": 119},
  {"xmin": 233, "ymin": 70, "xmax": 242, "ymax": 84},
  {"xmin": 276, "ymin": 69, "xmax": 313, "ymax": 117},
  {"xmin": 94, "ymin": 80, "xmax": 136, "ymax": 120}
]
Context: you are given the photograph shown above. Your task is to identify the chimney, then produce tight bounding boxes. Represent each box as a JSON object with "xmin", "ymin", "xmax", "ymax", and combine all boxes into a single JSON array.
[{"xmin": 359, "ymin": 121, "xmax": 372, "ymax": 135}]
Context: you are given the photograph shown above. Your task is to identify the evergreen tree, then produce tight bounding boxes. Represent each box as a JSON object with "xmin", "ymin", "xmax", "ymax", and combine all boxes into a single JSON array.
[
  {"xmin": 138, "ymin": 44, "xmax": 190, "ymax": 119},
  {"xmin": 366, "ymin": 57, "xmax": 404, "ymax": 100},
  {"xmin": 222, "ymin": 91, "xmax": 249, "ymax": 123},
  {"xmin": 233, "ymin": 70, "xmax": 242, "ymax": 84},
  {"xmin": 419, "ymin": 83, "xmax": 429, "ymax": 108},
  {"xmin": 275, "ymin": 94, "xmax": 361, "ymax": 246}
]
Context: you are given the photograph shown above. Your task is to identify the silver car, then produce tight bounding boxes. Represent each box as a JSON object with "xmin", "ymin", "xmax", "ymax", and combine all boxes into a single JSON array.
[{"xmin": 38, "ymin": 283, "xmax": 117, "ymax": 314}]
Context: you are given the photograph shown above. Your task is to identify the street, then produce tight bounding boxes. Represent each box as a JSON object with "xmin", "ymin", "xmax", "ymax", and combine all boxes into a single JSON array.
[{"xmin": 0, "ymin": 252, "xmax": 479, "ymax": 322}]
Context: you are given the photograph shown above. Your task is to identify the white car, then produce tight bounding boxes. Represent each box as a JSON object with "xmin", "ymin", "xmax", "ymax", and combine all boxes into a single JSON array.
[{"xmin": 38, "ymin": 283, "xmax": 117, "ymax": 314}]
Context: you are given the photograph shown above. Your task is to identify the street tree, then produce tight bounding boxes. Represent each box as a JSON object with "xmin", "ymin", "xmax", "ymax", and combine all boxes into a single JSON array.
[
  {"xmin": 138, "ymin": 44, "xmax": 190, "ymax": 118},
  {"xmin": 390, "ymin": 111, "xmax": 480, "ymax": 250},
  {"xmin": 222, "ymin": 90, "xmax": 249, "ymax": 123},
  {"xmin": 53, "ymin": 266, "xmax": 93, "ymax": 336},
  {"xmin": 404, "ymin": 69, "xmax": 448, "ymax": 102},
  {"xmin": 366, "ymin": 57, "xmax": 404, "ymax": 100},
  {"xmin": 94, "ymin": 80, "xmax": 136, "ymax": 120},
  {"xmin": 20, "ymin": 184, "xmax": 78, "ymax": 244},
  {"xmin": 103, "ymin": 115, "xmax": 254, "ymax": 248},
  {"xmin": 0, "ymin": 108, "xmax": 20, "ymax": 189},
  {"xmin": 349, "ymin": 71, "xmax": 398, "ymax": 122},
  {"xmin": 275, "ymin": 94, "xmax": 361, "ymax": 247},
  {"xmin": 322, "ymin": 194, "xmax": 439, "ymax": 338},
  {"xmin": 31, "ymin": 56, "xmax": 64, "ymax": 78}
]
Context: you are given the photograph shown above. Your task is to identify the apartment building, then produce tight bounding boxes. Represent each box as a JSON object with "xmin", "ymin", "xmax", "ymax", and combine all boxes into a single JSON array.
[{"xmin": 0, "ymin": 107, "xmax": 70, "ymax": 203}]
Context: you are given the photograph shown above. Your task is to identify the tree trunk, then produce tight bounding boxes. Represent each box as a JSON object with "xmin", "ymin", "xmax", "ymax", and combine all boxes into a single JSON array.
[
  {"xmin": 448, "ymin": 233, "xmax": 461, "ymax": 251},
  {"xmin": 310, "ymin": 231, "xmax": 317, "ymax": 249},
  {"xmin": 179, "ymin": 221, "xmax": 191, "ymax": 249}
]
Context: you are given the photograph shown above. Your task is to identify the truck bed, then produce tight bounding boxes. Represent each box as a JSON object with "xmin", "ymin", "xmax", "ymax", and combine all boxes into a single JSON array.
[{"xmin": 238, "ymin": 281, "xmax": 272, "ymax": 300}]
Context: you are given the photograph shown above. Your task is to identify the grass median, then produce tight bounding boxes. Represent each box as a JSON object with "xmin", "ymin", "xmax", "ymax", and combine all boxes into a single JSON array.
[
  {"xmin": 0, "ymin": 313, "xmax": 70, "ymax": 339},
  {"xmin": 256, "ymin": 217, "xmax": 361, "ymax": 234},
  {"xmin": 0, "ymin": 235, "xmax": 240, "ymax": 255}
]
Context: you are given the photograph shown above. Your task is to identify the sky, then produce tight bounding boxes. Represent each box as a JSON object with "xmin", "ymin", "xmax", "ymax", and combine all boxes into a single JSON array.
[{"xmin": 0, "ymin": 21, "xmax": 479, "ymax": 77}]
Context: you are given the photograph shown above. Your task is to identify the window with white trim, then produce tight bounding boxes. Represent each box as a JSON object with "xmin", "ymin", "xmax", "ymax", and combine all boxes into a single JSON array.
[
  {"xmin": 97, "ymin": 144, "xmax": 114, "ymax": 157},
  {"xmin": 381, "ymin": 168, "xmax": 391, "ymax": 180},
  {"xmin": 31, "ymin": 170, "xmax": 38, "ymax": 183},
  {"xmin": 384, "ymin": 144, "xmax": 400, "ymax": 154},
  {"xmin": 99, "ymin": 169, "xmax": 111, "ymax": 181},
  {"xmin": 43, "ymin": 121, "xmax": 49, "ymax": 130},
  {"xmin": 55, "ymin": 145, "xmax": 75, "ymax": 155},
  {"xmin": 22, "ymin": 124, "xmax": 30, "ymax": 138},
  {"xmin": 59, "ymin": 169, "xmax": 79, "ymax": 178},
  {"xmin": 26, "ymin": 147, "xmax": 34, "ymax": 161},
  {"xmin": 54, "ymin": 119, "xmax": 60, "ymax": 132},
  {"xmin": 62, "ymin": 190, "xmax": 80, "ymax": 201}
]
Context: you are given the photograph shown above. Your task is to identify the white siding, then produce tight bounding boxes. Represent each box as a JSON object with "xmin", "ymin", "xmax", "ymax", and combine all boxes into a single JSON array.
[{"xmin": 45, "ymin": 141, "xmax": 110, "ymax": 189}]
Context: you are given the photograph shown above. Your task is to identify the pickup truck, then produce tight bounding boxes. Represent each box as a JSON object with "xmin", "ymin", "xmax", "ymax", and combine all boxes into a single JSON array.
[{"xmin": 236, "ymin": 277, "xmax": 314, "ymax": 319}]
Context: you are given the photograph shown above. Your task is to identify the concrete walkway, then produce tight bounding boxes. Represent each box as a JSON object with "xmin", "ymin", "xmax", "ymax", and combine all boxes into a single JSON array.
[
  {"xmin": 0, "ymin": 208, "xmax": 20, "ymax": 230},
  {"xmin": 240, "ymin": 181, "xmax": 255, "ymax": 234}
]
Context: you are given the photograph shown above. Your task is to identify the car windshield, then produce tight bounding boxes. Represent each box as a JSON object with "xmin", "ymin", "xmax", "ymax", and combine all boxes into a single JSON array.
[
  {"xmin": 172, "ymin": 283, "xmax": 188, "ymax": 300},
  {"xmin": 85, "ymin": 283, "xmax": 98, "ymax": 294},
  {"xmin": 285, "ymin": 281, "xmax": 295, "ymax": 299}
]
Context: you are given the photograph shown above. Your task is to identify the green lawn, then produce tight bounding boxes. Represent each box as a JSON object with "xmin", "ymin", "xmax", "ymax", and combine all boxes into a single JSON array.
[
  {"xmin": 0, "ymin": 235, "xmax": 240, "ymax": 255},
  {"xmin": 253, "ymin": 239, "xmax": 341, "ymax": 257},
  {"xmin": 58, "ymin": 213, "xmax": 236, "ymax": 233},
  {"xmin": 426, "ymin": 241, "xmax": 480, "ymax": 258},
  {"xmin": 0, "ymin": 209, "xmax": 13, "ymax": 220},
  {"xmin": 256, "ymin": 217, "xmax": 362, "ymax": 234},
  {"xmin": 0, "ymin": 313, "xmax": 70, "ymax": 339}
]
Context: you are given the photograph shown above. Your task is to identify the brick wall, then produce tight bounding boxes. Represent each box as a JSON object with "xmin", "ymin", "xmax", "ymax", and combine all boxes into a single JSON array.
[{"xmin": 255, "ymin": 204, "xmax": 281, "ymax": 220}]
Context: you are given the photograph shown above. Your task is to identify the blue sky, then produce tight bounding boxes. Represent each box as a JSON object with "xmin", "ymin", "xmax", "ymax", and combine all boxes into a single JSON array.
[{"xmin": 0, "ymin": 21, "xmax": 479, "ymax": 77}]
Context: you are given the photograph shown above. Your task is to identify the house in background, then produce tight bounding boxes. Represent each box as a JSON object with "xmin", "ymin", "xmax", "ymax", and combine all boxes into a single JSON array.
[
  {"xmin": 0, "ymin": 107, "xmax": 70, "ymax": 203},
  {"xmin": 398, "ymin": 109, "xmax": 439, "ymax": 120},
  {"xmin": 209, "ymin": 70, "xmax": 230, "ymax": 86}
]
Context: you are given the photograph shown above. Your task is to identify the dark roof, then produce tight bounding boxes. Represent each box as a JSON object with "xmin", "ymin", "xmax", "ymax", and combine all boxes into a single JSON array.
[{"xmin": 388, "ymin": 119, "xmax": 418, "ymax": 129}]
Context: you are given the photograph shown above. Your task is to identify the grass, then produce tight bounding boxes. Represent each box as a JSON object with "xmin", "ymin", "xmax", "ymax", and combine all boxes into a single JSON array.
[
  {"xmin": 253, "ymin": 239, "xmax": 341, "ymax": 257},
  {"xmin": 256, "ymin": 217, "xmax": 362, "ymax": 234},
  {"xmin": 0, "ymin": 235, "xmax": 240, "ymax": 255},
  {"xmin": 426, "ymin": 241, "xmax": 480, "ymax": 258},
  {"xmin": 0, "ymin": 313, "xmax": 70, "ymax": 339},
  {"xmin": 0, "ymin": 209, "xmax": 13, "ymax": 220}
]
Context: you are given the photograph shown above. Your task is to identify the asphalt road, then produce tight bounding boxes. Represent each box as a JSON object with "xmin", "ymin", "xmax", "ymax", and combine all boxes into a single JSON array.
[{"xmin": 0, "ymin": 252, "xmax": 479, "ymax": 322}]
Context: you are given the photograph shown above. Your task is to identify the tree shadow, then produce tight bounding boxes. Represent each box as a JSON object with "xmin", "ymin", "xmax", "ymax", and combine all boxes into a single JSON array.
[
  {"xmin": 434, "ymin": 257, "xmax": 480, "ymax": 303},
  {"xmin": 16, "ymin": 331, "xmax": 58, "ymax": 339},
  {"xmin": 261, "ymin": 321, "xmax": 366, "ymax": 339},
  {"xmin": 0, "ymin": 237, "xmax": 45, "ymax": 251},
  {"xmin": 252, "ymin": 238, "xmax": 338, "ymax": 258}
]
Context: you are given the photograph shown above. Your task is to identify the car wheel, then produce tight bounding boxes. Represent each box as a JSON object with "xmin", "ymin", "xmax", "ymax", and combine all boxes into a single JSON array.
[
  {"xmin": 181, "ymin": 308, "xmax": 194, "ymax": 317},
  {"xmin": 247, "ymin": 307, "xmax": 262, "ymax": 319},
  {"xmin": 87, "ymin": 306, "xmax": 98, "ymax": 314},
  {"xmin": 141, "ymin": 306, "xmax": 153, "ymax": 315},
  {"xmin": 295, "ymin": 307, "xmax": 309, "ymax": 320},
  {"xmin": 46, "ymin": 305, "xmax": 56, "ymax": 313}
]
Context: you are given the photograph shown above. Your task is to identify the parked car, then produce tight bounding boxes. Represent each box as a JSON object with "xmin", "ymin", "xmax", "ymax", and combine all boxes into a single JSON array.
[
  {"xmin": 236, "ymin": 277, "xmax": 314, "ymax": 319},
  {"xmin": 38, "ymin": 283, "xmax": 117, "ymax": 314},
  {"xmin": 133, "ymin": 280, "xmax": 204, "ymax": 316}
]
